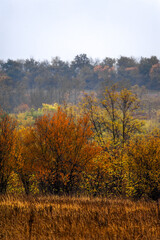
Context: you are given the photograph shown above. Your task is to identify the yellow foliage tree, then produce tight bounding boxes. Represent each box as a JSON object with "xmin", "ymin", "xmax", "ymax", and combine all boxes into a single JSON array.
[{"xmin": 125, "ymin": 131, "xmax": 160, "ymax": 200}]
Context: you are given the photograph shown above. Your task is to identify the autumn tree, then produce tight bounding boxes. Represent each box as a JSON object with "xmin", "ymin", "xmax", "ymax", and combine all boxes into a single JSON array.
[
  {"xmin": 80, "ymin": 93, "xmax": 107, "ymax": 147},
  {"xmin": 126, "ymin": 132, "xmax": 160, "ymax": 200},
  {"xmin": 102, "ymin": 86, "xmax": 142, "ymax": 146},
  {"xmin": 81, "ymin": 86, "xmax": 143, "ymax": 195},
  {"xmin": 13, "ymin": 127, "xmax": 36, "ymax": 195},
  {"xmin": 81, "ymin": 150, "xmax": 110, "ymax": 196},
  {"xmin": 0, "ymin": 110, "xmax": 17, "ymax": 193},
  {"xmin": 81, "ymin": 85, "xmax": 142, "ymax": 147},
  {"xmin": 24, "ymin": 108, "xmax": 100, "ymax": 194},
  {"xmin": 117, "ymin": 88, "xmax": 142, "ymax": 145}
]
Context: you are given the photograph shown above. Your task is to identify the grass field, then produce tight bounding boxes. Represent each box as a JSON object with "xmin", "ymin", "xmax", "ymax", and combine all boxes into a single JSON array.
[{"xmin": 0, "ymin": 195, "xmax": 160, "ymax": 240}]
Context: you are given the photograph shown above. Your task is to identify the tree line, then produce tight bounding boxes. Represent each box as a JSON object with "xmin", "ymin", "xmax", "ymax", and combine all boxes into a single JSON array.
[
  {"xmin": 0, "ymin": 86, "xmax": 160, "ymax": 201},
  {"xmin": 0, "ymin": 54, "xmax": 160, "ymax": 112}
]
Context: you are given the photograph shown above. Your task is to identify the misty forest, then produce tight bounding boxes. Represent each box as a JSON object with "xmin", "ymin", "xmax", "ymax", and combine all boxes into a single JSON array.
[
  {"xmin": 1, "ymin": 54, "xmax": 160, "ymax": 239},
  {"xmin": 1, "ymin": 54, "xmax": 160, "ymax": 112}
]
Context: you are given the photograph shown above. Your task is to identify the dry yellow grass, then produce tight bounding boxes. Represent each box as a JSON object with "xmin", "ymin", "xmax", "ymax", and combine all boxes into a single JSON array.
[{"xmin": 0, "ymin": 195, "xmax": 160, "ymax": 240}]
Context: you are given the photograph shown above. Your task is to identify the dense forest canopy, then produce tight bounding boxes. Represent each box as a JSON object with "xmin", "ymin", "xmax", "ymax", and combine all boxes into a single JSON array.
[
  {"xmin": 0, "ymin": 57, "xmax": 160, "ymax": 199},
  {"xmin": 0, "ymin": 86, "xmax": 160, "ymax": 199},
  {"xmin": 0, "ymin": 54, "xmax": 160, "ymax": 112}
]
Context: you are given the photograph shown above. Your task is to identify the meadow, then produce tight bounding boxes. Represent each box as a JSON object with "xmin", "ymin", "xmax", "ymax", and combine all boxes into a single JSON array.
[{"xmin": 0, "ymin": 195, "xmax": 160, "ymax": 240}]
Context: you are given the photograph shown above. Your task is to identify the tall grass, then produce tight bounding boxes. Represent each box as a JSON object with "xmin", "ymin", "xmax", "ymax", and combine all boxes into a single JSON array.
[{"xmin": 0, "ymin": 195, "xmax": 159, "ymax": 239}]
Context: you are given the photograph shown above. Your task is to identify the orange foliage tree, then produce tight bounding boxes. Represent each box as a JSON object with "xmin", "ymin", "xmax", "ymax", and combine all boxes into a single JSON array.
[
  {"xmin": 0, "ymin": 110, "xmax": 17, "ymax": 193},
  {"xmin": 24, "ymin": 108, "xmax": 100, "ymax": 194}
]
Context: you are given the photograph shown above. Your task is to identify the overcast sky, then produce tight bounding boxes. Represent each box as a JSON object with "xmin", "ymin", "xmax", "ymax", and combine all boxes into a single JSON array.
[{"xmin": 0, "ymin": 0, "xmax": 160, "ymax": 62}]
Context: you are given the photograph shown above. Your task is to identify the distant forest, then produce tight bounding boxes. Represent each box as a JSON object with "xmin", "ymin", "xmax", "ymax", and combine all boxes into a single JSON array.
[{"xmin": 0, "ymin": 54, "xmax": 160, "ymax": 112}]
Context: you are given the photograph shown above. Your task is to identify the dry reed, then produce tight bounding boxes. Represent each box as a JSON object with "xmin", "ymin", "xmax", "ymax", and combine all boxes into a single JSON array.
[{"xmin": 0, "ymin": 195, "xmax": 160, "ymax": 240}]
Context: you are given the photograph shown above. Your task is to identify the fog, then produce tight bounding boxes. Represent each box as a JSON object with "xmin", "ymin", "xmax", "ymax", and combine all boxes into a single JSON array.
[{"xmin": 0, "ymin": 0, "xmax": 160, "ymax": 61}]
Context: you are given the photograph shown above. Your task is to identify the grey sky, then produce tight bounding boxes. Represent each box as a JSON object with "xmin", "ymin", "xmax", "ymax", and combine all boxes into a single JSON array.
[{"xmin": 0, "ymin": 0, "xmax": 160, "ymax": 61}]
